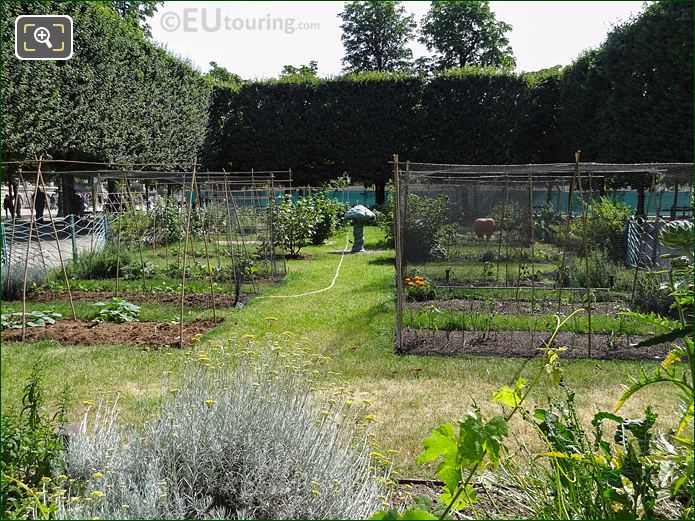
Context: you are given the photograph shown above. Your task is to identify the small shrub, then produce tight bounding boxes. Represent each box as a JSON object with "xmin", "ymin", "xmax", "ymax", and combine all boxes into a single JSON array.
[
  {"xmin": 94, "ymin": 298, "xmax": 140, "ymax": 323},
  {"xmin": 564, "ymin": 249, "xmax": 618, "ymax": 288},
  {"xmin": 309, "ymin": 192, "xmax": 349, "ymax": 245},
  {"xmin": 273, "ymin": 195, "xmax": 319, "ymax": 256},
  {"xmin": 58, "ymin": 340, "xmax": 388, "ymax": 519},
  {"xmin": 489, "ymin": 201, "xmax": 522, "ymax": 233},
  {"xmin": 67, "ymin": 247, "xmax": 134, "ymax": 280},
  {"xmin": 1, "ymin": 264, "xmax": 47, "ymax": 300}
]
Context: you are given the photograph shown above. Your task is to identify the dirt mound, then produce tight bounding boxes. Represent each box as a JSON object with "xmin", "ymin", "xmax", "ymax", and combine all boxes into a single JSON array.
[
  {"xmin": 26, "ymin": 289, "xmax": 246, "ymax": 309},
  {"xmin": 2, "ymin": 318, "xmax": 221, "ymax": 348}
]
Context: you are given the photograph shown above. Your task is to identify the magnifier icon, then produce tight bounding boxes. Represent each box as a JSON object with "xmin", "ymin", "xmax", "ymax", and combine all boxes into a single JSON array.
[{"xmin": 33, "ymin": 26, "xmax": 52, "ymax": 49}]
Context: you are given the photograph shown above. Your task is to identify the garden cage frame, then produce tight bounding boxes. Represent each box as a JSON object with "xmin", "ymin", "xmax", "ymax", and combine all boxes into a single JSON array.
[
  {"xmin": 391, "ymin": 154, "xmax": 693, "ymax": 355},
  {"xmin": 1, "ymin": 158, "xmax": 292, "ymax": 345}
]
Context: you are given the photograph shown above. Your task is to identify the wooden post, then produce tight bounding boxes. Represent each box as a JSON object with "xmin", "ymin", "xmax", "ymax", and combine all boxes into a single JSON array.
[
  {"xmin": 393, "ymin": 154, "xmax": 404, "ymax": 354},
  {"xmin": 268, "ymin": 173, "xmax": 276, "ymax": 279}
]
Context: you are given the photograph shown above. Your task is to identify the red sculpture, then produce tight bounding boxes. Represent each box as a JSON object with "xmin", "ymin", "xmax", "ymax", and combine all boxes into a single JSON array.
[{"xmin": 474, "ymin": 218, "xmax": 496, "ymax": 241}]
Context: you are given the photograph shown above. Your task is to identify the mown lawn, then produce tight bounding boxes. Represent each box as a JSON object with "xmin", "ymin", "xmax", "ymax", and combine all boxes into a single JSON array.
[{"xmin": 0, "ymin": 226, "xmax": 678, "ymax": 477}]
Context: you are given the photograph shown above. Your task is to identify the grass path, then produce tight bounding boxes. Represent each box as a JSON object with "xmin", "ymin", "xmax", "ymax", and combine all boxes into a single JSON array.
[{"xmin": 1, "ymin": 227, "xmax": 677, "ymax": 477}]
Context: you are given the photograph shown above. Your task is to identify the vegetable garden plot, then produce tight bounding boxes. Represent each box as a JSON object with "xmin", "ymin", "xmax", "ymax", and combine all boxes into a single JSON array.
[
  {"xmin": 391, "ymin": 157, "xmax": 693, "ymax": 357},
  {"xmin": 1, "ymin": 159, "xmax": 291, "ymax": 345}
]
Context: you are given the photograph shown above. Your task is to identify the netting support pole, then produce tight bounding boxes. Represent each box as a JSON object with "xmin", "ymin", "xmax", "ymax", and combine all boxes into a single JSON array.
[
  {"xmin": 68, "ymin": 214, "xmax": 78, "ymax": 259},
  {"xmin": 180, "ymin": 160, "xmax": 197, "ymax": 349},
  {"xmin": 21, "ymin": 159, "xmax": 42, "ymax": 340},
  {"xmin": 0, "ymin": 222, "xmax": 6, "ymax": 266},
  {"xmin": 38, "ymin": 168, "xmax": 76, "ymax": 320},
  {"xmin": 393, "ymin": 154, "xmax": 404, "ymax": 355},
  {"xmin": 576, "ymin": 152, "xmax": 592, "ymax": 358},
  {"xmin": 557, "ymin": 154, "xmax": 578, "ymax": 312}
]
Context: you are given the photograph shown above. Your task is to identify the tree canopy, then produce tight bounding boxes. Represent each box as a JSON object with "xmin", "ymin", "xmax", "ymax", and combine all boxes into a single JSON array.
[
  {"xmin": 339, "ymin": 1, "xmax": 416, "ymax": 72},
  {"xmin": 419, "ymin": 1, "xmax": 515, "ymax": 70}
]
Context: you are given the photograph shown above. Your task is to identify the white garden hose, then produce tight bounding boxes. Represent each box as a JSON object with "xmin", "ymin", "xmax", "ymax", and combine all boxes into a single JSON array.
[{"xmin": 256, "ymin": 231, "xmax": 351, "ymax": 299}]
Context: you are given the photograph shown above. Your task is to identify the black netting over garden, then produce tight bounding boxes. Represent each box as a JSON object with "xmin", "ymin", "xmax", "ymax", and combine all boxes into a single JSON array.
[{"xmin": 392, "ymin": 159, "xmax": 693, "ymax": 357}]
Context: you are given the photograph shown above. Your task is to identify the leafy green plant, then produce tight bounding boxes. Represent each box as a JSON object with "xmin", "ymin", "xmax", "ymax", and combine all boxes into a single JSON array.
[
  {"xmin": 1, "ymin": 310, "xmax": 61, "ymax": 330},
  {"xmin": 379, "ymin": 194, "xmax": 450, "ymax": 258},
  {"xmin": 67, "ymin": 246, "xmax": 135, "ymax": 280},
  {"xmin": 94, "ymin": 298, "xmax": 141, "ymax": 323},
  {"xmin": 571, "ymin": 197, "xmax": 632, "ymax": 261},
  {"xmin": 1, "ymin": 365, "xmax": 66, "ymax": 520},
  {"xmin": 614, "ymin": 219, "xmax": 693, "ymax": 517},
  {"xmin": 145, "ymin": 198, "xmax": 183, "ymax": 245},
  {"xmin": 433, "ymin": 224, "xmax": 461, "ymax": 260},
  {"xmin": 499, "ymin": 389, "xmax": 666, "ymax": 519},
  {"xmin": 380, "ymin": 311, "xmax": 579, "ymax": 520}
]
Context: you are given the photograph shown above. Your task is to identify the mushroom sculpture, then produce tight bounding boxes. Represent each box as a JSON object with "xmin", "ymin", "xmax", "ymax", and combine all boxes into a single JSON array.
[{"xmin": 345, "ymin": 205, "xmax": 375, "ymax": 253}]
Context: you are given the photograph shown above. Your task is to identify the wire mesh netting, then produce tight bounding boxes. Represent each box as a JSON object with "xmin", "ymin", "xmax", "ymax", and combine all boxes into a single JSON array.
[
  {"xmin": 1, "ymin": 167, "xmax": 292, "ymax": 318},
  {"xmin": 392, "ymin": 159, "xmax": 693, "ymax": 358}
]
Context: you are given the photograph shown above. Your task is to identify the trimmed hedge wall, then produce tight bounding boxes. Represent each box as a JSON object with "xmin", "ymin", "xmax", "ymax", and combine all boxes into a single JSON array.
[
  {"xmin": 2, "ymin": 1, "xmax": 210, "ymax": 165},
  {"xmin": 204, "ymin": 2, "xmax": 692, "ymax": 196}
]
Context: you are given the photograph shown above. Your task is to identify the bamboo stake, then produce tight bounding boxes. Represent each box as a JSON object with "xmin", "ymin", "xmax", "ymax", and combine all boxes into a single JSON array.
[
  {"xmin": 124, "ymin": 177, "xmax": 147, "ymax": 292},
  {"xmin": 575, "ymin": 152, "xmax": 592, "ymax": 358},
  {"xmin": 557, "ymin": 155, "xmax": 578, "ymax": 311},
  {"xmin": 114, "ymin": 183, "xmax": 123, "ymax": 297},
  {"xmin": 21, "ymin": 159, "xmax": 42, "ymax": 340},
  {"xmin": 18, "ymin": 174, "xmax": 49, "ymax": 277},
  {"xmin": 528, "ymin": 170, "xmax": 536, "ymax": 311},
  {"xmin": 193, "ymin": 172, "xmax": 217, "ymax": 320},
  {"xmin": 179, "ymin": 160, "xmax": 197, "ymax": 348},
  {"xmin": 37, "ymin": 169, "xmax": 76, "ymax": 320}
]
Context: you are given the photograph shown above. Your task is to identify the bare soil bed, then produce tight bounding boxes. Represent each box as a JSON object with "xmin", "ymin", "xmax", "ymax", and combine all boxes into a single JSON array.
[
  {"xmin": 406, "ymin": 298, "xmax": 627, "ymax": 316},
  {"xmin": 1, "ymin": 318, "xmax": 221, "ymax": 348},
  {"xmin": 400, "ymin": 328, "xmax": 672, "ymax": 360},
  {"xmin": 25, "ymin": 289, "xmax": 247, "ymax": 309}
]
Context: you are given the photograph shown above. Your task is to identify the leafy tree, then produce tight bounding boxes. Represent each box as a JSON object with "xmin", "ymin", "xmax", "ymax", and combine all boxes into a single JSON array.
[
  {"xmin": 419, "ymin": 1, "xmax": 515, "ymax": 70},
  {"xmin": 103, "ymin": 1, "xmax": 163, "ymax": 35},
  {"xmin": 338, "ymin": 1, "xmax": 416, "ymax": 72},
  {"xmin": 280, "ymin": 61, "xmax": 320, "ymax": 81},
  {"xmin": 206, "ymin": 61, "xmax": 244, "ymax": 89}
]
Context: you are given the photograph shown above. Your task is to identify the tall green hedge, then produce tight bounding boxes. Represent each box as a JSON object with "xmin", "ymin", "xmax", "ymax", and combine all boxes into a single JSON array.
[
  {"xmin": 2, "ymin": 1, "xmax": 210, "ymax": 165},
  {"xmin": 205, "ymin": 1, "xmax": 692, "ymax": 198}
]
